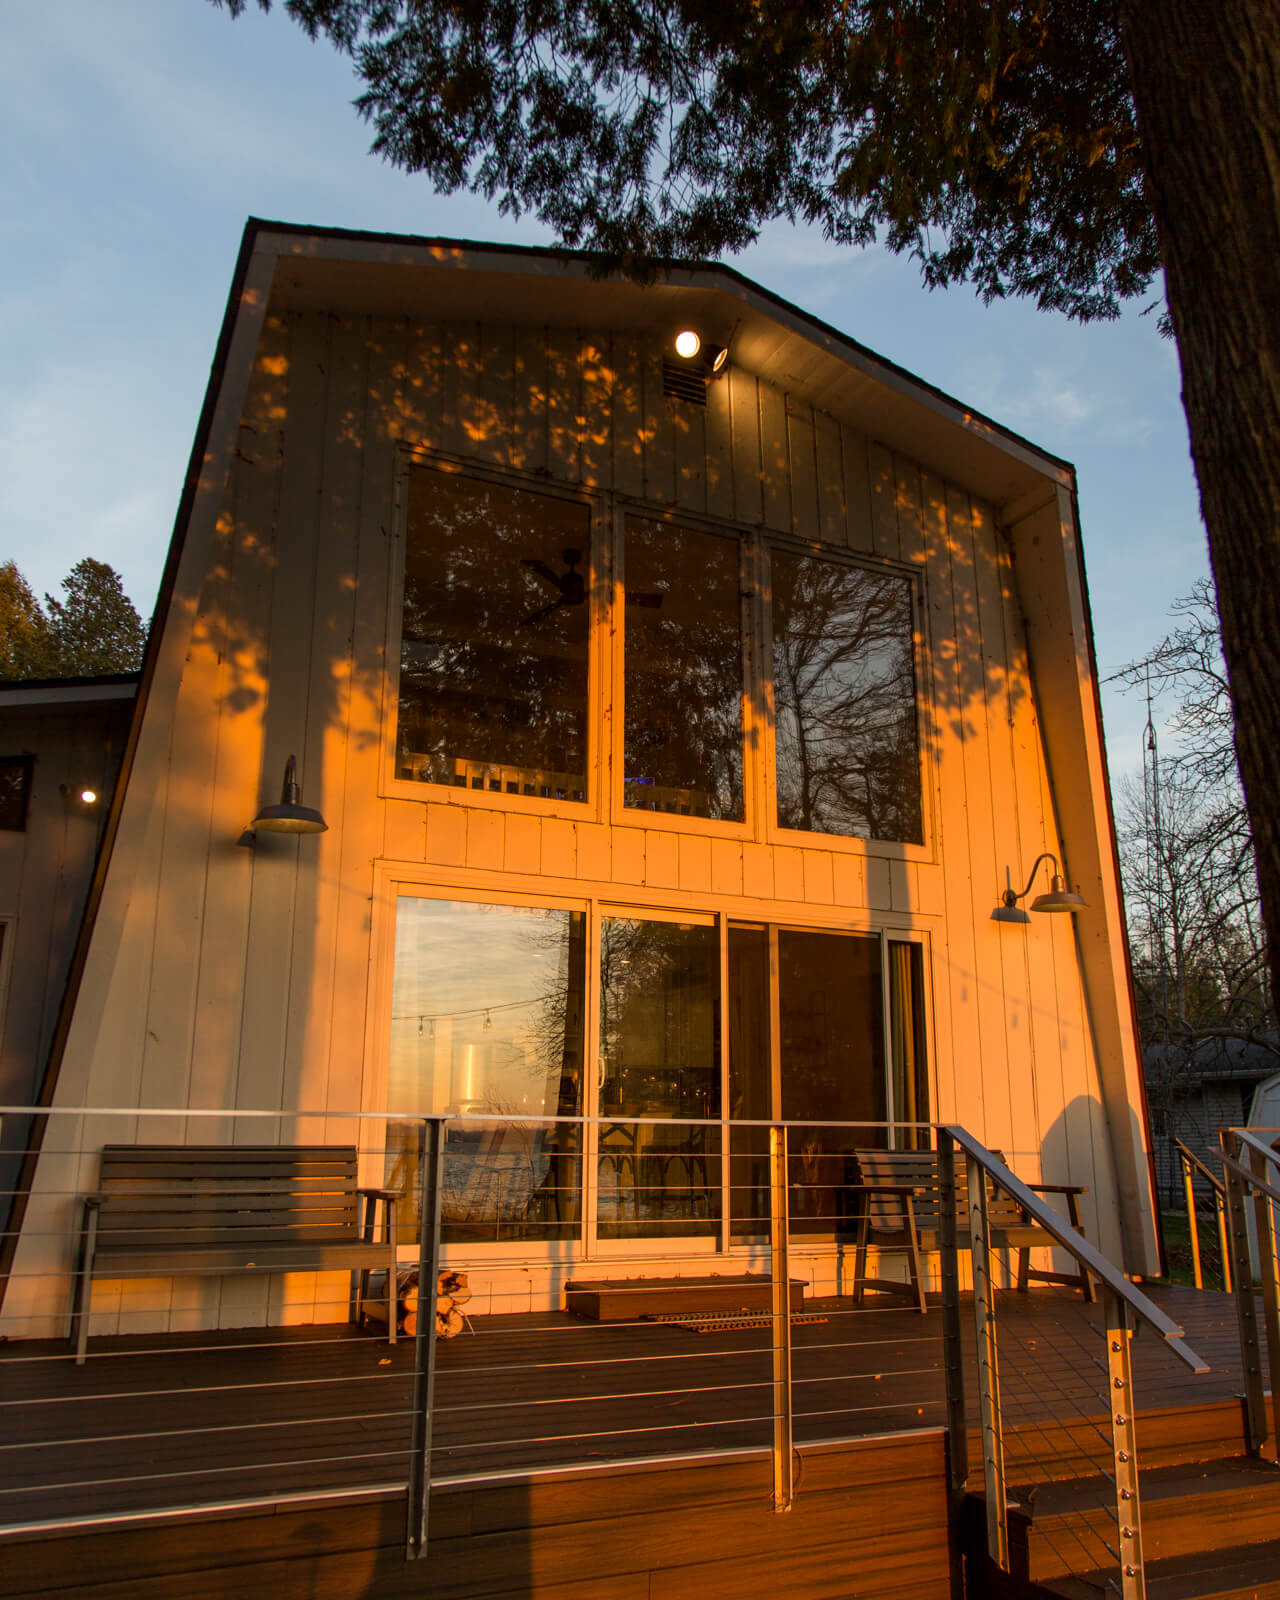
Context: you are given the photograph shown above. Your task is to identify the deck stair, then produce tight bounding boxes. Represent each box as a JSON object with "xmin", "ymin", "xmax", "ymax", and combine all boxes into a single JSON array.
[{"xmin": 965, "ymin": 1403, "xmax": 1280, "ymax": 1599}]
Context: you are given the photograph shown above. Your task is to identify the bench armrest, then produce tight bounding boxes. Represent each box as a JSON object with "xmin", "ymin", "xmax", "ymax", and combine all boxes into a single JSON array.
[
  {"xmin": 851, "ymin": 1182, "xmax": 925, "ymax": 1196},
  {"xmin": 1026, "ymin": 1183, "xmax": 1089, "ymax": 1196},
  {"xmin": 357, "ymin": 1187, "xmax": 401, "ymax": 1201}
]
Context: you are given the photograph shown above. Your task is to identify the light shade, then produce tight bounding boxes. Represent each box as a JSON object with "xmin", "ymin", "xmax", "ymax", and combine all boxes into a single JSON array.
[
  {"xmin": 992, "ymin": 853, "xmax": 1086, "ymax": 923},
  {"xmin": 1030, "ymin": 875, "xmax": 1088, "ymax": 913},
  {"xmin": 252, "ymin": 755, "xmax": 327, "ymax": 834}
]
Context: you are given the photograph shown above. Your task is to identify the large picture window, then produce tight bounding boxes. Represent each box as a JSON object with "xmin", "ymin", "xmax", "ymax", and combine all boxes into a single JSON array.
[
  {"xmin": 396, "ymin": 467, "xmax": 591, "ymax": 800},
  {"xmin": 771, "ymin": 551, "xmax": 922, "ymax": 843},
  {"xmin": 623, "ymin": 518, "xmax": 745, "ymax": 820}
]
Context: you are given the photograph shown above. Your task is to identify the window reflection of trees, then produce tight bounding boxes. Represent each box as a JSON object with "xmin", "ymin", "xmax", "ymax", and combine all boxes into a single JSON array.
[
  {"xmin": 597, "ymin": 918, "xmax": 721, "ymax": 1237},
  {"xmin": 772, "ymin": 553, "xmax": 922, "ymax": 843},
  {"xmin": 623, "ymin": 518, "xmax": 744, "ymax": 821},
  {"xmin": 397, "ymin": 469, "xmax": 590, "ymax": 797}
]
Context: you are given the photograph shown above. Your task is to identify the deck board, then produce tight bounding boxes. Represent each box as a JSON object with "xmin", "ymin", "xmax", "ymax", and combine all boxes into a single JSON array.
[{"xmin": 0, "ymin": 1285, "xmax": 1253, "ymax": 1596}]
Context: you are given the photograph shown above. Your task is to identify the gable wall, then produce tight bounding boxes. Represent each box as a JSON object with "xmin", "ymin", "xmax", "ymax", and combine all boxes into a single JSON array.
[{"xmin": 4, "ymin": 308, "xmax": 1132, "ymax": 1336}]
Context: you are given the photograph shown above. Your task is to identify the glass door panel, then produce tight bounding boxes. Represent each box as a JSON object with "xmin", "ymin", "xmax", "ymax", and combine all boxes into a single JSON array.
[
  {"xmin": 727, "ymin": 925, "xmax": 772, "ymax": 1238},
  {"xmin": 385, "ymin": 896, "xmax": 585, "ymax": 1243},
  {"xmin": 597, "ymin": 916, "xmax": 721, "ymax": 1238},
  {"xmin": 778, "ymin": 930, "xmax": 886, "ymax": 1232}
]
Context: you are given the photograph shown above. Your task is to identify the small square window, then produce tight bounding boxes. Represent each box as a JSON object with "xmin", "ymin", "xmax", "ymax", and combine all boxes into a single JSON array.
[{"xmin": 0, "ymin": 756, "xmax": 33, "ymax": 832}]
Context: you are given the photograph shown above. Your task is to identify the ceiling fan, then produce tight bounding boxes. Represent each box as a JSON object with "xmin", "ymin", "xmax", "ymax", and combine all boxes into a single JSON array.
[
  {"xmin": 521, "ymin": 548, "xmax": 586, "ymax": 626},
  {"xmin": 520, "ymin": 549, "xmax": 663, "ymax": 625}
]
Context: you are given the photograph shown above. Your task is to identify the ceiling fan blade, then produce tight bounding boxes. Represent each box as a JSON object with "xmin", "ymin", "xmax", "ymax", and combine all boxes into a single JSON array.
[
  {"xmin": 522, "ymin": 558, "xmax": 562, "ymax": 590},
  {"xmin": 520, "ymin": 598, "xmax": 565, "ymax": 626}
]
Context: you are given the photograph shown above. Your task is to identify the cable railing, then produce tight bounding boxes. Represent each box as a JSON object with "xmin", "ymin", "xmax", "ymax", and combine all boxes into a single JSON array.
[
  {"xmin": 1219, "ymin": 1127, "xmax": 1280, "ymax": 1461},
  {"xmin": 1173, "ymin": 1136, "xmax": 1233, "ymax": 1291},
  {"xmin": 0, "ymin": 1105, "xmax": 1212, "ymax": 1595},
  {"xmin": 940, "ymin": 1129, "xmax": 1208, "ymax": 1600}
]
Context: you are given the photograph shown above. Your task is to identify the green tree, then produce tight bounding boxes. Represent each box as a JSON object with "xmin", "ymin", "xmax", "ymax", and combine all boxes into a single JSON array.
[
  {"xmin": 214, "ymin": 0, "xmax": 1280, "ymax": 1011},
  {"xmin": 44, "ymin": 558, "xmax": 148, "ymax": 676},
  {"xmin": 0, "ymin": 558, "xmax": 147, "ymax": 679},
  {"xmin": 0, "ymin": 562, "xmax": 56, "ymax": 679}
]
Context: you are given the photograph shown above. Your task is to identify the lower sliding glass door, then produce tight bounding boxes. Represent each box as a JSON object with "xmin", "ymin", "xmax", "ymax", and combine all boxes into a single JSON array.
[{"xmin": 595, "ymin": 913, "xmax": 722, "ymax": 1240}]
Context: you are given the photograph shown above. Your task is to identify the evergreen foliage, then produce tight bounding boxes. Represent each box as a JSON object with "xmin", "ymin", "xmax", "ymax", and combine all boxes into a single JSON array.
[
  {"xmin": 216, "ymin": 0, "xmax": 1156, "ymax": 321},
  {"xmin": 0, "ymin": 558, "xmax": 147, "ymax": 680}
]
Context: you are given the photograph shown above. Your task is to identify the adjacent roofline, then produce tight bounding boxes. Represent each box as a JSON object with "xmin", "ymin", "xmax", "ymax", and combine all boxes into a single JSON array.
[{"xmin": 0, "ymin": 674, "xmax": 139, "ymax": 708}]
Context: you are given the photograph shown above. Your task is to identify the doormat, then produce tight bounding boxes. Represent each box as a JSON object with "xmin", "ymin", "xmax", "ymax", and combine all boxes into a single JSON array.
[{"xmin": 641, "ymin": 1310, "xmax": 829, "ymax": 1333}]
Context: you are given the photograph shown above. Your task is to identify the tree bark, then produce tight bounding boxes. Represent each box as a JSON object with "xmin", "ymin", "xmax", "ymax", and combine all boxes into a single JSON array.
[{"xmin": 1122, "ymin": 0, "xmax": 1280, "ymax": 1016}]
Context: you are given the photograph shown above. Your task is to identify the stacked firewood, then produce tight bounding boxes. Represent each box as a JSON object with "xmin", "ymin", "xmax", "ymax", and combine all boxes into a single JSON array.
[{"xmin": 364, "ymin": 1268, "xmax": 472, "ymax": 1337}]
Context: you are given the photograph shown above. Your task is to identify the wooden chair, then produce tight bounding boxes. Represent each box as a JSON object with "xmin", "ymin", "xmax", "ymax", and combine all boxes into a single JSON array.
[{"xmin": 847, "ymin": 1147, "xmax": 1094, "ymax": 1313}]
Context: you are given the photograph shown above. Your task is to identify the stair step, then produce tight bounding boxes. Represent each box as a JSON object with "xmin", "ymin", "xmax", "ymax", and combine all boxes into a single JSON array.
[
  {"xmin": 1045, "ymin": 1536, "xmax": 1280, "ymax": 1599},
  {"xmin": 1006, "ymin": 1456, "xmax": 1280, "ymax": 1581},
  {"xmin": 994, "ymin": 1398, "xmax": 1250, "ymax": 1489}
]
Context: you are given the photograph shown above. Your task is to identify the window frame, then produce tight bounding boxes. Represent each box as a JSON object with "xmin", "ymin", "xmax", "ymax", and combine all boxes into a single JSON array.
[
  {"xmin": 382, "ymin": 449, "xmax": 610, "ymax": 822},
  {"xmin": 380, "ymin": 452, "xmax": 934, "ymax": 861},
  {"xmin": 759, "ymin": 530, "xmax": 934, "ymax": 861}
]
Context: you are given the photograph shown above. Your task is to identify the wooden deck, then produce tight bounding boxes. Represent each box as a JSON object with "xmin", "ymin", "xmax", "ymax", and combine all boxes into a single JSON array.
[{"xmin": 0, "ymin": 1286, "xmax": 1254, "ymax": 1598}]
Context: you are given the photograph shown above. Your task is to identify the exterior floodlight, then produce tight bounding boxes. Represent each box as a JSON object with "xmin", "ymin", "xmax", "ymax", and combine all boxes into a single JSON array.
[
  {"xmin": 706, "ymin": 343, "xmax": 729, "ymax": 374},
  {"xmin": 251, "ymin": 754, "xmax": 328, "ymax": 835},
  {"xmin": 674, "ymin": 329, "xmax": 701, "ymax": 360},
  {"xmin": 59, "ymin": 783, "xmax": 100, "ymax": 809},
  {"xmin": 993, "ymin": 852, "xmax": 1086, "ymax": 923}
]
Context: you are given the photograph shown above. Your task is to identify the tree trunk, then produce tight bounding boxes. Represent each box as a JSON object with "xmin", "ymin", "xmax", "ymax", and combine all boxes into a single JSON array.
[{"xmin": 1122, "ymin": 0, "xmax": 1280, "ymax": 1018}]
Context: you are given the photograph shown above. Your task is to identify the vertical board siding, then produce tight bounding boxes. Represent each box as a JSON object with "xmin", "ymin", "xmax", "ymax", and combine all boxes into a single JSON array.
[{"xmin": 11, "ymin": 308, "xmax": 1126, "ymax": 1339}]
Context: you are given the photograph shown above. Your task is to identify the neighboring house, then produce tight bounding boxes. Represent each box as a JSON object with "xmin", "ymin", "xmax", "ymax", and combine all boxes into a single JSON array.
[
  {"xmin": 1146, "ymin": 1034, "xmax": 1280, "ymax": 1208},
  {"xmin": 0, "ymin": 676, "xmax": 136, "ymax": 1239},
  {"xmin": 0, "ymin": 220, "xmax": 1157, "ymax": 1340}
]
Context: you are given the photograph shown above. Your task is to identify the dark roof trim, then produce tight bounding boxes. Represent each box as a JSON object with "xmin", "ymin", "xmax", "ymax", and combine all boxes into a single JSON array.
[{"xmin": 244, "ymin": 216, "xmax": 1077, "ymax": 483}]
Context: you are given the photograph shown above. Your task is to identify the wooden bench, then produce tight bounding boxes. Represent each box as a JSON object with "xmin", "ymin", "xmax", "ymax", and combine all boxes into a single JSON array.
[
  {"xmin": 847, "ymin": 1147, "xmax": 1094, "ymax": 1314},
  {"xmin": 71, "ymin": 1145, "xmax": 399, "ymax": 1362}
]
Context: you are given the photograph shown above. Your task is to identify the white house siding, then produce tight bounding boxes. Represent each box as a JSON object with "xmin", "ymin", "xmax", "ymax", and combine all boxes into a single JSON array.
[{"xmin": 2, "ymin": 288, "xmax": 1146, "ymax": 1339}]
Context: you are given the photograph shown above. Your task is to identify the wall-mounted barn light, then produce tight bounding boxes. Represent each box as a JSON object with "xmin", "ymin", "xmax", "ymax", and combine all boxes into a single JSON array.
[
  {"xmin": 248, "ymin": 754, "xmax": 327, "ymax": 837},
  {"xmin": 59, "ymin": 783, "xmax": 100, "ymax": 808},
  {"xmin": 992, "ymin": 852, "xmax": 1086, "ymax": 923}
]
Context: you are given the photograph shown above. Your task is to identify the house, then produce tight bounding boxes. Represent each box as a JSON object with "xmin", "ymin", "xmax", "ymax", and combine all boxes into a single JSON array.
[
  {"xmin": 0, "ymin": 219, "xmax": 1158, "ymax": 1342},
  {"xmin": 0, "ymin": 675, "xmax": 136, "ymax": 1241}
]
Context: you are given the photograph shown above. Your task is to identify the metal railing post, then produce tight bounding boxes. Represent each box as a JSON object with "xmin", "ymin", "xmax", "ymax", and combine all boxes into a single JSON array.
[
  {"xmin": 1246, "ymin": 1138, "xmax": 1280, "ymax": 1460},
  {"xmin": 769, "ymin": 1123, "xmax": 793, "ymax": 1512},
  {"xmin": 1221, "ymin": 1130, "xmax": 1272, "ymax": 1458},
  {"xmin": 1105, "ymin": 1288, "xmax": 1146, "ymax": 1599},
  {"xmin": 1217, "ymin": 1190, "xmax": 1233, "ymax": 1293},
  {"xmin": 1180, "ymin": 1149, "xmax": 1204, "ymax": 1290},
  {"xmin": 937, "ymin": 1130, "xmax": 968, "ymax": 1499},
  {"xmin": 967, "ymin": 1157, "xmax": 1008, "ymax": 1570},
  {"xmin": 407, "ymin": 1116, "xmax": 445, "ymax": 1558}
]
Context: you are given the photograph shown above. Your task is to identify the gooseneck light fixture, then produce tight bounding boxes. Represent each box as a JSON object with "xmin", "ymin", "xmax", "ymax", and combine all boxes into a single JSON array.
[
  {"xmin": 992, "ymin": 852, "xmax": 1086, "ymax": 924},
  {"xmin": 250, "ymin": 754, "xmax": 327, "ymax": 836}
]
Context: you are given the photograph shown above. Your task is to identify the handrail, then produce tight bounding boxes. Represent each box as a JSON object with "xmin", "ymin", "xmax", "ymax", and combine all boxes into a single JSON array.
[
  {"xmin": 1221, "ymin": 1152, "xmax": 1280, "ymax": 1207},
  {"xmin": 1173, "ymin": 1136, "xmax": 1226, "ymax": 1196},
  {"xmin": 944, "ymin": 1125, "xmax": 1209, "ymax": 1373},
  {"xmin": 1229, "ymin": 1126, "xmax": 1280, "ymax": 1169}
]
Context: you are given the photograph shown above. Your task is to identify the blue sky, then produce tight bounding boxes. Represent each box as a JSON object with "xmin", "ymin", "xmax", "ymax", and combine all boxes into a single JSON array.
[{"xmin": 1, "ymin": 1, "xmax": 1210, "ymax": 779}]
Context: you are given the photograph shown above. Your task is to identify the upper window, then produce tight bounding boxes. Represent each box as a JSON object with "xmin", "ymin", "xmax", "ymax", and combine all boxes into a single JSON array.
[
  {"xmin": 770, "ymin": 551, "xmax": 922, "ymax": 844},
  {"xmin": 396, "ymin": 467, "xmax": 591, "ymax": 801},
  {"xmin": 0, "ymin": 756, "xmax": 33, "ymax": 832},
  {"xmin": 623, "ymin": 517, "xmax": 745, "ymax": 821}
]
